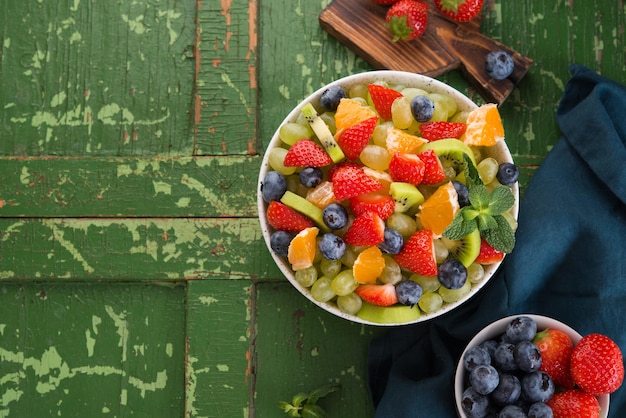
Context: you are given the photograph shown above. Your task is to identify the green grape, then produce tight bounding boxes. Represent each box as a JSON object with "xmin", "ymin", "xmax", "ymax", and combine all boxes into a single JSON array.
[
  {"xmin": 268, "ymin": 147, "xmax": 297, "ymax": 175},
  {"xmin": 386, "ymin": 213, "xmax": 418, "ymax": 237},
  {"xmin": 429, "ymin": 93, "xmax": 458, "ymax": 119},
  {"xmin": 400, "ymin": 87, "xmax": 429, "ymax": 101},
  {"xmin": 279, "ymin": 122, "xmax": 312, "ymax": 145},
  {"xmin": 342, "ymin": 245, "xmax": 365, "ymax": 268},
  {"xmin": 337, "ymin": 292, "xmax": 363, "ymax": 315},
  {"xmin": 379, "ymin": 255, "xmax": 402, "ymax": 285},
  {"xmin": 352, "ymin": 97, "xmax": 369, "ymax": 107},
  {"xmin": 433, "ymin": 239, "xmax": 449, "ymax": 264},
  {"xmin": 295, "ymin": 266, "xmax": 318, "ymax": 288},
  {"xmin": 331, "ymin": 270, "xmax": 358, "ymax": 296},
  {"xmin": 472, "ymin": 146, "xmax": 482, "ymax": 162},
  {"xmin": 467, "ymin": 263, "xmax": 485, "ymax": 283},
  {"xmin": 430, "ymin": 98, "xmax": 450, "ymax": 122},
  {"xmin": 477, "ymin": 157, "xmax": 499, "ymax": 184},
  {"xmin": 409, "ymin": 274, "xmax": 440, "ymax": 292},
  {"xmin": 438, "ymin": 279, "xmax": 471, "ymax": 303},
  {"xmin": 502, "ymin": 210, "xmax": 518, "ymax": 232},
  {"xmin": 391, "ymin": 96, "xmax": 413, "ymax": 129},
  {"xmin": 360, "ymin": 145, "xmax": 391, "ymax": 171},
  {"xmin": 418, "ymin": 292, "xmax": 443, "ymax": 313},
  {"xmin": 372, "ymin": 122, "xmax": 393, "ymax": 147},
  {"xmin": 320, "ymin": 112, "xmax": 337, "ymax": 135},
  {"xmin": 320, "ymin": 258, "xmax": 342, "ymax": 278},
  {"xmin": 348, "ymin": 83, "xmax": 369, "ymax": 100},
  {"xmin": 311, "ymin": 276, "xmax": 335, "ymax": 302},
  {"xmin": 449, "ymin": 110, "xmax": 470, "ymax": 123}
]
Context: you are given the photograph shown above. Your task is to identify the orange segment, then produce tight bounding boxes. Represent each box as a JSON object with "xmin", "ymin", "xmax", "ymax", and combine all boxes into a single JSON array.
[
  {"xmin": 385, "ymin": 127, "xmax": 427, "ymax": 154},
  {"xmin": 353, "ymin": 246, "xmax": 385, "ymax": 284},
  {"xmin": 418, "ymin": 182, "xmax": 460, "ymax": 236},
  {"xmin": 306, "ymin": 181, "xmax": 336, "ymax": 208},
  {"xmin": 334, "ymin": 98, "xmax": 377, "ymax": 132},
  {"xmin": 461, "ymin": 103, "xmax": 505, "ymax": 147},
  {"xmin": 287, "ymin": 227, "xmax": 319, "ymax": 271}
]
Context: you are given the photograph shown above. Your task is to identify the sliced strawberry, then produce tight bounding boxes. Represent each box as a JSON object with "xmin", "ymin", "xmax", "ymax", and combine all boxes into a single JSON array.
[
  {"xmin": 419, "ymin": 121, "xmax": 466, "ymax": 141},
  {"xmin": 475, "ymin": 237, "xmax": 505, "ymax": 264},
  {"xmin": 344, "ymin": 212, "xmax": 385, "ymax": 246},
  {"xmin": 355, "ymin": 283, "xmax": 398, "ymax": 307},
  {"xmin": 395, "ymin": 229, "xmax": 437, "ymax": 276},
  {"xmin": 418, "ymin": 149, "xmax": 447, "ymax": 185},
  {"xmin": 533, "ymin": 328, "xmax": 575, "ymax": 389},
  {"xmin": 327, "ymin": 161, "xmax": 363, "ymax": 183},
  {"xmin": 336, "ymin": 116, "xmax": 378, "ymax": 160},
  {"xmin": 349, "ymin": 193, "xmax": 395, "ymax": 220},
  {"xmin": 283, "ymin": 139, "xmax": 332, "ymax": 167},
  {"xmin": 388, "ymin": 152, "xmax": 425, "ymax": 185},
  {"xmin": 332, "ymin": 164, "xmax": 383, "ymax": 201},
  {"xmin": 368, "ymin": 84, "xmax": 403, "ymax": 120},
  {"xmin": 266, "ymin": 201, "xmax": 314, "ymax": 233}
]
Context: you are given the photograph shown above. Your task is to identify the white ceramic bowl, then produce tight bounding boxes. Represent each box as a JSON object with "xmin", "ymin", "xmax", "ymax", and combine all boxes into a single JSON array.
[
  {"xmin": 455, "ymin": 314, "xmax": 610, "ymax": 417},
  {"xmin": 258, "ymin": 70, "xmax": 519, "ymax": 326}
]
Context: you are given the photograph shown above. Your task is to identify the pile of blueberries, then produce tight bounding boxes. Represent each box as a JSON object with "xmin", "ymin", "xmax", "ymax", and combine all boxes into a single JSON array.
[{"xmin": 460, "ymin": 316, "xmax": 554, "ymax": 418}]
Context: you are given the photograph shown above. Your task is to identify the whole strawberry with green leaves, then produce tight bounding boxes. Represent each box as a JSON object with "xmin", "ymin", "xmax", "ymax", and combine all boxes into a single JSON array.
[
  {"xmin": 385, "ymin": 0, "xmax": 429, "ymax": 42},
  {"xmin": 434, "ymin": 0, "xmax": 484, "ymax": 22}
]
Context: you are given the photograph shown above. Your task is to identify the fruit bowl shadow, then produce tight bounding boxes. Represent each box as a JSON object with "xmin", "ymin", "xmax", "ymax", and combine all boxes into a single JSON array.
[{"xmin": 258, "ymin": 70, "xmax": 519, "ymax": 326}]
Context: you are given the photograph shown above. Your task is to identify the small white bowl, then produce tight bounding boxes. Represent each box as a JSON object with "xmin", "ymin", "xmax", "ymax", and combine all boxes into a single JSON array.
[
  {"xmin": 455, "ymin": 314, "xmax": 610, "ymax": 417},
  {"xmin": 258, "ymin": 70, "xmax": 519, "ymax": 326}
]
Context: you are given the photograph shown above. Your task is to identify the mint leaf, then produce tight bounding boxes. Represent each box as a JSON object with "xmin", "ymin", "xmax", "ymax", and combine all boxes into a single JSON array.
[
  {"xmin": 468, "ymin": 185, "xmax": 490, "ymax": 210},
  {"xmin": 463, "ymin": 153, "xmax": 483, "ymax": 187},
  {"xmin": 482, "ymin": 215, "xmax": 516, "ymax": 253},
  {"xmin": 477, "ymin": 213, "xmax": 498, "ymax": 231},
  {"xmin": 302, "ymin": 404, "xmax": 327, "ymax": 418},
  {"xmin": 443, "ymin": 207, "xmax": 477, "ymax": 240},
  {"xmin": 307, "ymin": 384, "xmax": 340, "ymax": 404},
  {"xmin": 291, "ymin": 393, "xmax": 309, "ymax": 407},
  {"xmin": 487, "ymin": 185, "xmax": 515, "ymax": 215}
]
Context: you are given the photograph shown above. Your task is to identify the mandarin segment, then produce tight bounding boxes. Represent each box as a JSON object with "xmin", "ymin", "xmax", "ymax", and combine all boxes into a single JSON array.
[
  {"xmin": 462, "ymin": 103, "xmax": 505, "ymax": 147},
  {"xmin": 334, "ymin": 98, "xmax": 378, "ymax": 132},
  {"xmin": 418, "ymin": 181, "xmax": 460, "ymax": 236},
  {"xmin": 385, "ymin": 127, "xmax": 428, "ymax": 154},
  {"xmin": 353, "ymin": 246, "xmax": 386, "ymax": 284},
  {"xmin": 287, "ymin": 227, "xmax": 319, "ymax": 271}
]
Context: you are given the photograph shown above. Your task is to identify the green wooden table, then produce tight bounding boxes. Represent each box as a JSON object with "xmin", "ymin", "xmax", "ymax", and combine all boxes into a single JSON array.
[{"xmin": 1, "ymin": 0, "xmax": 624, "ymax": 416}]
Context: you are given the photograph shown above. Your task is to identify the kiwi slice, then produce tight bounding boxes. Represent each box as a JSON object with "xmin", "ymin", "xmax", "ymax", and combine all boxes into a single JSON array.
[
  {"xmin": 356, "ymin": 302, "xmax": 421, "ymax": 324},
  {"xmin": 280, "ymin": 191, "xmax": 330, "ymax": 232},
  {"xmin": 420, "ymin": 138, "xmax": 476, "ymax": 177},
  {"xmin": 301, "ymin": 103, "xmax": 345, "ymax": 163},
  {"xmin": 389, "ymin": 182, "xmax": 424, "ymax": 213},
  {"xmin": 442, "ymin": 228, "xmax": 481, "ymax": 267}
]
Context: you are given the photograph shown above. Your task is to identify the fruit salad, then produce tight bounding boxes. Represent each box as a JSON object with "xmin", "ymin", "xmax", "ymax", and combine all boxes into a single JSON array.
[{"xmin": 259, "ymin": 72, "xmax": 519, "ymax": 325}]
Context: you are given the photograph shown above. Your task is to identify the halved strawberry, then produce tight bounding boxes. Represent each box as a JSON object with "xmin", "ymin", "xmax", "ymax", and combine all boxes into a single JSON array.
[
  {"xmin": 395, "ymin": 229, "xmax": 437, "ymax": 276},
  {"xmin": 336, "ymin": 116, "xmax": 379, "ymax": 160},
  {"xmin": 283, "ymin": 139, "xmax": 332, "ymax": 167},
  {"xmin": 418, "ymin": 149, "xmax": 447, "ymax": 185},
  {"xmin": 368, "ymin": 84, "xmax": 403, "ymax": 120},
  {"xmin": 533, "ymin": 328, "xmax": 575, "ymax": 389},
  {"xmin": 388, "ymin": 152, "xmax": 425, "ymax": 185},
  {"xmin": 332, "ymin": 164, "xmax": 383, "ymax": 201},
  {"xmin": 349, "ymin": 193, "xmax": 395, "ymax": 220},
  {"xmin": 419, "ymin": 121, "xmax": 466, "ymax": 141},
  {"xmin": 344, "ymin": 211, "xmax": 385, "ymax": 246},
  {"xmin": 475, "ymin": 237, "xmax": 505, "ymax": 264},
  {"xmin": 266, "ymin": 201, "xmax": 314, "ymax": 233},
  {"xmin": 327, "ymin": 161, "xmax": 363, "ymax": 183},
  {"xmin": 355, "ymin": 283, "xmax": 398, "ymax": 306}
]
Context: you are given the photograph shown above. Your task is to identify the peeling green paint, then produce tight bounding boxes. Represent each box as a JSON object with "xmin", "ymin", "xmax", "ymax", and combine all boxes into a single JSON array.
[{"xmin": 199, "ymin": 296, "xmax": 219, "ymax": 306}]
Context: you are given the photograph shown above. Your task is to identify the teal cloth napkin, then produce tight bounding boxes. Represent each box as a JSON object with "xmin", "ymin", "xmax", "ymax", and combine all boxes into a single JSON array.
[{"xmin": 367, "ymin": 65, "xmax": 626, "ymax": 417}]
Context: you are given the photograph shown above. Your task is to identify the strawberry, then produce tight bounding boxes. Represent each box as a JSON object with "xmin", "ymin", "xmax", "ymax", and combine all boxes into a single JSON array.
[
  {"xmin": 367, "ymin": 84, "xmax": 403, "ymax": 120},
  {"xmin": 434, "ymin": 0, "xmax": 484, "ymax": 23},
  {"xmin": 546, "ymin": 389, "xmax": 601, "ymax": 418},
  {"xmin": 349, "ymin": 193, "xmax": 395, "ymax": 220},
  {"xmin": 266, "ymin": 201, "xmax": 314, "ymax": 233},
  {"xmin": 395, "ymin": 229, "xmax": 437, "ymax": 276},
  {"xmin": 418, "ymin": 149, "xmax": 447, "ymax": 185},
  {"xmin": 336, "ymin": 116, "xmax": 379, "ymax": 160},
  {"xmin": 344, "ymin": 211, "xmax": 385, "ymax": 246},
  {"xmin": 475, "ymin": 237, "xmax": 505, "ymax": 264},
  {"xmin": 570, "ymin": 333, "xmax": 624, "ymax": 395},
  {"xmin": 533, "ymin": 328, "xmax": 575, "ymax": 389},
  {"xmin": 355, "ymin": 283, "xmax": 398, "ymax": 306},
  {"xmin": 371, "ymin": 0, "xmax": 400, "ymax": 5},
  {"xmin": 283, "ymin": 139, "xmax": 332, "ymax": 167},
  {"xmin": 388, "ymin": 152, "xmax": 425, "ymax": 184},
  {"xmin": 327, "ymin": 161, "xmax": 363, "ymax": 182},
  {"xmin": 419, "ymin": 121, "xmax": 467, "ymax": 141},
  {"xmin": 332, "ymin": 164, "xmax": 383, "ymax": 201},
  {"xmin": 386, "ymin": 0, "xmax": 429, "ymax": 42}
]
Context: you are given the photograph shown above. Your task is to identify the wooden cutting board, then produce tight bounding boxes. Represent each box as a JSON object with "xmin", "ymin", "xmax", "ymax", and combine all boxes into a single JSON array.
[{"xmin": 319, "ymin": 0, "xmax": 533, "ymax": 105}]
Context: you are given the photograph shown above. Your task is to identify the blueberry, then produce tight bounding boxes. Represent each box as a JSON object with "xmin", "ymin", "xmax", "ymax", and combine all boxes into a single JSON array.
[
  {"xmin": 491, "ymin": 373, "xmax": 521, "ymax": 406},
  {"xmin": 261, "ymin": 171, "xmax": 287, "ymax": 202},
  {"xmin": 505, "ymin": 316, "xmax": 537, "ymax": 343},
  {"xmin": 410, "ymin": 95, "xmax": 434, "ymax": 122},
  {"xmin": 494, "ymin": 342, "xmax": 518, "ymax": 372},
  {"xmin": 521, "ymin": 371, "xmax": 555, "ymax": 403},
  {"xmin": 463, "ymin": 346, "xmax": 492, "ymax": 372},
  {"xmin": 498, "ymin": 404, "xmax": 526, "ymax": 418},
  {"xmin": 320, "ymin": 85, "xmax": 346, "ymax": 111},
  {"xmin": 270, "ymin": 230, "xmax": 293, "ymax": 256},
  {"xmin": 437, "ymin": 258, "xmax": 467, "ymax": 289},
  {"xmin": 322, "ymin": 203, "xmax": 348, "ymax": 230},
  {"xmin": 299, "ymin": 167, "xmax": 323, "ymax": 188},
  {"xmin": 485, "ymin": 50, "xmax": 515, "ymax": 80},
  {"xmin": 479, "ymin": 339, "xmax": 499, "ymax": 359},
  {"xmin": 452, "ymin": 180, "xmax": 470, "ymax": 207},
  {"xmin": 497, "ymin": 162, "xmax": 520, "ymax": 185},
  {"xmin": 378, "ymin": 228, "xmax": 404, "ymax": 254},
  {"xmin": 514, "ymin": 340, "xmax": 542, "ymax": 372},
  {"xmin": 528, "ymin": 402, "xmax": 553, "ymax": 418},
  {"xmin": 470, "ymin": 364, "xmax": 500, "ymax": 395},
  {"xmin": 395, "ymin": 280, "xmax": 422, "ymax": 307},
  {"xmin": 318, "ymin": 233, "xmax": 346, "ymax": 261},
  {"xmin": 461, "ymin": 387, "xmax": 491, "ymax": 418}
]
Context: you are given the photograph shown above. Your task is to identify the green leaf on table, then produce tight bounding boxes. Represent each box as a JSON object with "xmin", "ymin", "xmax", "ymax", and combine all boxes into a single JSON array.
[
  {"xmin": 302, "ymin": 404, "xmax": 327, "ymax": 418},
  {"xmin": 306, "ymin": 383, "xmax": 341, "ymax": 404}
]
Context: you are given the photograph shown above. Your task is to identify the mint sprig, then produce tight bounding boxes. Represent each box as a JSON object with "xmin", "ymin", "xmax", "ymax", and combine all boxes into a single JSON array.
[{"xmin": 279, "ymin": 383, "xmax": 341, "ymax": 418}]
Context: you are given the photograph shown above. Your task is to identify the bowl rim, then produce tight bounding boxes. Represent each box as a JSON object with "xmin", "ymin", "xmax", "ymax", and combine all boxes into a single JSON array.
[
  {"xmin": 454, "ymin": 314, "xmax": 610, "ymax": 418},
  {"xmin": 258, "ymin": 70, "xmax": 519, "ymax": 326}
]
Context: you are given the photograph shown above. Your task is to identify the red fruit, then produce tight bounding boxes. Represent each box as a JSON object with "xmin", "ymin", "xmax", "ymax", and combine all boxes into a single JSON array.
[
  {"xmin": 570, "ymin": 333, "xmax": 624, "ymax": 395},
  {"xmin": 283, "ymin": 139, "xmax": 332, "ymax": 167},
  {"xmin": 371, "ymin": 0, "xmax": 400, "ymax": 5},
  {"xmin": 395, "ymin": 229, "xmax": 437, "ymax": 276},
  {"xmin": 336, "ymin": 116, "xmax": 379, "ymax": 160},
  {"xmin": 367, "ymin": 84, "xmax": 403, "ymax": 120},
  {"xmin": 332, "ymin": 164, "xmax": 383, "ymax": 201},
  {"xmin": 355, "ymin": 283, "xmax": 398, "ymax": 307},
  {"xmin": 388, "ymin": 152, "xmax": 426, "ymax": 184},
  {"xmin": 349, "ymin": 193, "xmax": 396, "ymax": 220},
  {"xmin": 419, "ymin": 121, "xmax": 467, "ymax": 141},
  {"xmin": 533, "ymin": 328, "xmax": 575, "ymax": 389},
  {"xmin": 475, "ymin": 237, "xmax": 505, "ymax": 264},
  {"xmin": 433, "ymin": 0, "xmax": 484, "ymax": 22},
  {"xmin": 546, "ymin": 389, "xmax": 600, "ymax": 418},
  {"xmin": 386, "ymin": 0, "xmax": 429, "ymax": 42},
  {"xmin": 327, "ymin": 161, "xmax": 363, "ymax": 182},
  {"xmin": 266, "ymin": 201, "xmax": 314, "ymax": 233},
  {"xmin": 418, "ymin": 149, "xmax": 447, "ymax": 185},
  {"xmin": 344, "ymin": 212, "xmax": 386, "ymax": 246}
]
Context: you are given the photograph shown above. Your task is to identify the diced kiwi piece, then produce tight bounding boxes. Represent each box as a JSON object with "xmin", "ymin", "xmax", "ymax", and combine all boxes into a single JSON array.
[
  {"xmin": 390, "ymin": 182, "xmax": 424, "ymax": 213},
  {"xmin": 280, "ymin": 191, "xmax": 330, "ymax": 232},
  {"xmin": 442, "ymin": 228, "xmax": 481, "ymax": 267},
  {"xmin": 420, "ymin": 138, "xmax": 476, "ymax": 176},
  {"xmin": 301, "ymin": 103, "xmax": 345, "ymax": 163},
  {"xmin": 356, "ymin": 302, "xmax": 421, "ymax": 324}
]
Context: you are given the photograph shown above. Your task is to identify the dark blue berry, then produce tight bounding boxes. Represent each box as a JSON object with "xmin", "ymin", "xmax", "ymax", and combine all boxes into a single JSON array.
[
  {"xmin": 470, "ymin": 364, "xmax": 500, "ymax": 395},
  {"xmin": 521, "ymin": 371, "xmax": 555, "ymax": 403},
  {"xmin": 463, "ymin": 346, "xmax": 491, "ymax": 372},
  {"xmin": 378, "ymin": 228, "xmax": 404, "ymax": 254},
  {"xmin": 261, "ymin": 171, "xmax": 287, "ymax": 202},
  {"xmin": 528, "ymin": 402, "xmax": 553, "ymax": 418},
  {"xmin": 395, "ymin": 280, "xmax": 422, "ymax": 307},
  {"xmin": 318, "ymin": 233, "xmax": 346, "ymax": 261},
  {"xmin": 437, "ymin": 258, "xmax": 467, "ymax": 289},
  {"xmin": 320, "ymin": 85, "xmax": 346, "ymax": 112},
  {"xmin": 452, "ymin": 180, "xmax": 470, "ymax": 207},
  {"xmin": 479, "ymin": 339, "xmax": 499, "ymax": 359},
  {"xmin": 491, "ymin": 373, "xmax": 521, "ymax": 406},
  {"xmin": 461, "ymin": 387, "xmax": 490, "ymax": 418},
  {"xmin": 514, "ymin": 340, "xmax": 542, "ymax": 372},
  {"xmin": 497, "ymin": 162, "xmax": 520, "ymax": 185},
  {"xmin": 498, "ymin": 404, "xmax": 526, "ymax": 418},
  {"xmin": 485, "ymin": 50, "xmax": 515, "ymax": 80},
  {"xmin": 494, "ymin": 342, "xmax": 518, "ymax": 372},
  {"xmin": 322, "ymin": 203, "xmax": 348, "ymax": 230},
  {"xmin": 410, "ymin": 95, "xmax": 434, "ymax": 122},
  {"xmin": 270, "ymin": 230, "xmax": 293, "ymax": 256},
  {"xmin": 299, "ymin": 167, "xmax": 323, "ymax": 188},
  {"xmin": 505, "ymin": 316, "xmax": 537, "ymax": 343}
]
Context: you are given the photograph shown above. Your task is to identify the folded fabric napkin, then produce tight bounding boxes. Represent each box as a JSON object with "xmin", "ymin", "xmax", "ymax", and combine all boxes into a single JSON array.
[{"xmin": 367, "ymin": 64, "xmax": 626, "ymax": 417}]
